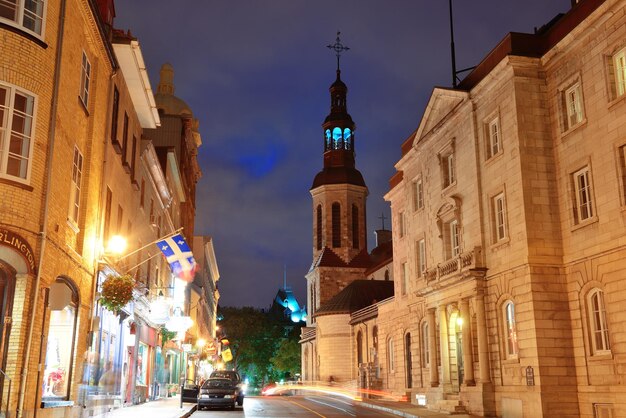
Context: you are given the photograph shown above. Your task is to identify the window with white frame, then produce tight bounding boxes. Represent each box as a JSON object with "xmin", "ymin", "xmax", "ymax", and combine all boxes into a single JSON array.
[
  {"xmin": 573, "ymin": 166, "xmax": 594, "ymax": 223},
  {"xmin": 0, "ymin": 83, "xmax": 36, "ymax": 182},
  {"xmin": 417, "ymin": 239, "xmax": 426, "ymax": 277},
  {"xmin": 443, "ymin": 152, "xmax": 456, "ymax": 188},
  {"xmin": 450, "ymin": 220, "xmax": 460, "ymax": 257},
  {"xmin": 503, "ymin": 300, "xmax": 519, "ymax": 358},
  {"xmin": 401, "ymin": 262, "xmax": 408, "ymax": 296},
  {"xmin": 413, "ymin": 178, "xmax": 424, "ymax": 210},
  {"xmin": 421, "ymin": 322, "xmax": 429, "ymax": 367},
  {"xmin": 493, "ymin": 193, "xmax": 507, "ymax": 242},
  {"xmin": 613, "ymin": 48, "xmax": 626, "ymax": 98},
  {"xmin": 68, "ymin": 146, "xmax": 83, "ymax": 225},
  {"xmin": 387, "ymin": 337, "xmax": 395, "ymax": 372},
  {"xmin": 0, "ymin": 0, "xmax": 45, "ymax": 36},
  {"xmin": 79, "ymin": 51, "xmax": 91, "ymax": 107},
  {"xmin": 487, "ymin": 117, "xmax": 501, "ymax": 158},
  {"xmin": 588, "ymin": 288, "xmax": 610, "ymax": 354},
  {"xmin": 562, "ymin": 82, "xmax": 584, "ymax": 131}
]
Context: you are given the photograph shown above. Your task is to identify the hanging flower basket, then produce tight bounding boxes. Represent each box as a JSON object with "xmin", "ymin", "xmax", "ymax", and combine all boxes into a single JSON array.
[{"xmin": 100, "ymin": 274, "xmax": 136, "ymax": 313}]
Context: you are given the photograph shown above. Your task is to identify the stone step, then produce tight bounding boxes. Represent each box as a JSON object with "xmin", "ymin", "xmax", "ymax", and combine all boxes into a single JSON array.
[{"xmin": 434, "ymin": 399, "xmax": 469, "ymax": 414}]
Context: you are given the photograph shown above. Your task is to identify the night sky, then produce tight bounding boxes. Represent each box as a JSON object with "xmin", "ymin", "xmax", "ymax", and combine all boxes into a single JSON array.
[{"xmin": 115, "ymin": 1, "xmax": 571, "ymax": 309}]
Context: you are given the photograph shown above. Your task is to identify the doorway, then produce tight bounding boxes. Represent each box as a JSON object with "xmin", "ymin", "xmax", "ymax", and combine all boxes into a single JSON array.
[{"xmin": 449, "ymin": 312, "xmax": 464, "ymax": 392}]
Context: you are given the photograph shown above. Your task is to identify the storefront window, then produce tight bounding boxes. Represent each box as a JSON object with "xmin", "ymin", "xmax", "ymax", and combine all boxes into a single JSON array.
[
  {"xmin": 43, "ymin": 279, "xmax": 78, "ymax": 399},
  {"xmin": 137, "ymin": 342, "xmax": 148, "ymax": 386}
]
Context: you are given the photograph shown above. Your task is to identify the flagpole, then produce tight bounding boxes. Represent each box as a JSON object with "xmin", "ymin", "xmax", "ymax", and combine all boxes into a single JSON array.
[
  {"xmin": 123, "ymin": 250, "xmax": 163, "ymax": 275},
  {"xmin": 113, "ymin": 227, "xmax": 184, "ymax": 263}
]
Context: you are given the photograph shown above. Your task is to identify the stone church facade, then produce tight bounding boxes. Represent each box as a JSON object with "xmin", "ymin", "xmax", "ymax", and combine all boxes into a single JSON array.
[{"xmin": 303, "ymin": 1, "xmax": 626, "ymax": 417}]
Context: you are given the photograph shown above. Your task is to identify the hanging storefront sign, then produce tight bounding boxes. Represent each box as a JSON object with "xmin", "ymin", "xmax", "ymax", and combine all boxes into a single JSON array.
[
  {"xmin": 149, "ymin": 297, "xmax": 171, "ymax": 324},
  {"xmin": 221, "ymin": 348, "xmax": 233, "ymax": 362}
]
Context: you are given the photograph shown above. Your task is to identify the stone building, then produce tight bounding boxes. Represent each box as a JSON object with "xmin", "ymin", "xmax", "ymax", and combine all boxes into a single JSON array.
[{"xmin": 376, "ymin": 0, "xmax": 626, "ymax": 417}]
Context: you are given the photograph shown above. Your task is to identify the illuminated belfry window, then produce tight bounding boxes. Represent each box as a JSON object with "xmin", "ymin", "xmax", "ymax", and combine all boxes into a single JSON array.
[{"xmin": 324, "ymin": 127, "xmax": 354, "ymax": 152}]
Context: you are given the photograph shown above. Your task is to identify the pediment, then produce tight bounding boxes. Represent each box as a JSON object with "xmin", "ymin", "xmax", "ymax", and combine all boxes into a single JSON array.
[{"xmin": 414, "ymin": 87, "xmax": 468, "ymax": 145}]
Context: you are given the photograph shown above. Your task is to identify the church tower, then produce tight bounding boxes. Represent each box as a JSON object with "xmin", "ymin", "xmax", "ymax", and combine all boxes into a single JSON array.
[{"xmin": 309, "ymin": 33, "xmax": 369, "ymax": 309}]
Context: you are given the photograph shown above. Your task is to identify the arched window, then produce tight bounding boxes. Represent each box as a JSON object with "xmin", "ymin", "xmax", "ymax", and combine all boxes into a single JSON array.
[
  {"xmin": 332, "ymin": 127, "xmax": 342, "ymax": 149},
  {"xmin": 503, "ymin": 300, "xmax": 519, "ymax": 358},
  {"xmin": 332, "ymin": 203, "xmax": 341, "ymax": 248},
  {"xmin": 405, "ymin": 333, "xmax": 412, "ymax": 388},
  {"xmin": 343, "ymin": 128, "xmax": 352, "ymax": 150},
  {"xmin": 316, "ymin": 205, "xmax": 323, "ymax": 250},
  {"xmin": 325, "ymin": 129, "xmax": 331, "ymax": 151},
  {"xmin": 387, "ymin": 337, "xmax": 395, "ymax": 372},
  {"xmin": 588, "ymin": 288, "xmax": 610, "ymax": 354},
  {"xmin": 421, "ymin": 322, "xmax": 429, "ymax": 367},
  {"xmin": 352, "ymin": 204, "xmax": 359, "ymax": 249},
  {"xmin": 42, "ymin": 278, "xmax": 79, "ymax": 400},
  {"xmin": 356, "ymin": 330, "xmax": 363, "ymax": 365}
]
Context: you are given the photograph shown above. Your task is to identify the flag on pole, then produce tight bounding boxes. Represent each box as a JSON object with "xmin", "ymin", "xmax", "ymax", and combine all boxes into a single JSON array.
[{"xmin": 156, "ymin": 234, "xmax": 197, "ymax": 282}]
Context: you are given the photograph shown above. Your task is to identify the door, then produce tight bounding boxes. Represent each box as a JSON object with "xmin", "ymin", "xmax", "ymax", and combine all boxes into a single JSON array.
[{"xmin": 405, "ymin": 333, "xmax": 412, "ymax": 389}]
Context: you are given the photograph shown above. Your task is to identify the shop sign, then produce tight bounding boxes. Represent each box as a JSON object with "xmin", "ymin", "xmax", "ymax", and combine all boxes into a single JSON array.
[{"xmin": 0, "ymin": 228, "xmax": 36, "ymax": 274}]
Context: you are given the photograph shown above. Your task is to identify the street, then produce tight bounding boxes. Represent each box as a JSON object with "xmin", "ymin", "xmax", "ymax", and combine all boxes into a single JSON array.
[{"xmin": 193, "ymin": 395, "xmax": 398, "ymax": 417}]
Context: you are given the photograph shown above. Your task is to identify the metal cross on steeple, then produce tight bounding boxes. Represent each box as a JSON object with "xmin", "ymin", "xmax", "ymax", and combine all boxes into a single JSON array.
[
  {"xmin": 327, "ymin": 31, "xmax": 350, "ymax": 71},
  {"xmin": 378, "ymin": 212, "xmax": 388, "ymax": 230}
]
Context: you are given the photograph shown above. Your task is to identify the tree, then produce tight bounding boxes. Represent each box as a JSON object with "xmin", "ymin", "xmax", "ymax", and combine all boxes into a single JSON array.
[{"xmin": 271, "ymin": 338, "xmax": 301, "ymax": 379}]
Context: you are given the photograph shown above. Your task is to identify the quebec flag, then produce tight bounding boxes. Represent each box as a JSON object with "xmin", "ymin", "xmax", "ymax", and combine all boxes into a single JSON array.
[{"xmin": 156, "ymin": 234, "xmax": 197, "ymax": 282}]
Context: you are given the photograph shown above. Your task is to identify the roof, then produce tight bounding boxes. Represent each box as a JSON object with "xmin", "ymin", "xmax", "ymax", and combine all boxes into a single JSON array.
[
  {"xmin": 315, "ymin": 280, "xmax": 394, "ymax": 317},
  {"xmin": 311, "ymin": 166, "xmax": 366, "ymax": 188},
  {"xmin": 365, "ymin": 239, "xmax": 393, "ymax": 275}
]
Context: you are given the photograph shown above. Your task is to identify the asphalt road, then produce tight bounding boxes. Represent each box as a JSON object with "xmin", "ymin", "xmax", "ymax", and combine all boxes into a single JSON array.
[{"xmin": 193, "ymin": 394, "xmax": 398, "ymax": 417}]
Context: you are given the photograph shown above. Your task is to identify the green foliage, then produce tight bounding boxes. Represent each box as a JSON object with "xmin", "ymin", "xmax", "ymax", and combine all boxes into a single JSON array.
[
  {"xmin": 271, "ymin": 338, "xmax": 301, "ymax": 378},
  {"xmin": 100, "ymin": 274, "xmax": 135, "ymax": 313},
  {"xmin": 217, "ymin": 306, "xmax": 302, "ymax": 386},
  {"xmin": 160, "ymin": 327, "xmax": 177, "ymax": 347}
]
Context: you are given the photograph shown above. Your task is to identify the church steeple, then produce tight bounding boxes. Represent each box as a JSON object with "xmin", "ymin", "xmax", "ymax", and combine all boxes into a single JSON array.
[{"xmin": 310, "ymin": 32, "xmax": 368, "ymax": 266}]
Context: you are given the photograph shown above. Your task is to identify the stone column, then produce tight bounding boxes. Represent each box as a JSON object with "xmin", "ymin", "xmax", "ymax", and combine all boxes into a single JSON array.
[
  {"xmin": 460, "ymin": 298, "xmax": 475, "ymax": 385},
  {"xmin": 474, "ymin": 292, "xmax": 491, "ymax": 383},
  {"xmin": 427, "ymin": 308, "xmax": 438, "ymax": 386},
  {"xmin": 438, "ymin": 305, "xmax": 450, "ymax": 387}
]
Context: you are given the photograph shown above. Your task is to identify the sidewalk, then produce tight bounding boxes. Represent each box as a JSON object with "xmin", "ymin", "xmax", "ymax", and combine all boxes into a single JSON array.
[
  {"xmin": 360, "ymin": 398, "xmax": 473, "ymax": 418},
  {"xmin": 89, "ymin": 396, "xmax": 196, "ymax": 418}
]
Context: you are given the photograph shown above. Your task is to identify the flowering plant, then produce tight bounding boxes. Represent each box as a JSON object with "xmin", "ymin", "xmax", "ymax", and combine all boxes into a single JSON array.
[
  {"xmin": 49, "ymin": 368, "xmax": 65, "ymax": 383},
  {"xmin": 100, "ymin": 274, "xmax": 135, "ymax": 313}
]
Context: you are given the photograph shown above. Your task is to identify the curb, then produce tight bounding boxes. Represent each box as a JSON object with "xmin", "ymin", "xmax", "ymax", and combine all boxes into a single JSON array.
[
  {"xmin": 360, "ymin": 402, "xmax": 421, "ymax": 418},
  {"xmin": 180, "ymin": 404, "xmax": 197, "ymax": 418}
]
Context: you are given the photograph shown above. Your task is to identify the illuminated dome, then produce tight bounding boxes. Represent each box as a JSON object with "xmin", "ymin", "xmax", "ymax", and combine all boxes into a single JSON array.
[{"xmin": 154, "ymin": 63, "xmax": 193, "ymax": 116}]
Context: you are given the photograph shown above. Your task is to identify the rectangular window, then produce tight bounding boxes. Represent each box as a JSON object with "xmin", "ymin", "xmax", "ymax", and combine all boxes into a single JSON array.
[
  {"xmin": 573, "ymin": 167, "xmax": 594, "ymax": 223},
  {"xmin": 589, "ymin": 289, "xmax": 610, "ymax": 354},
  {"xmin": 111, "ymin": 87, "xmax": 119, "ymax": 143},
  {"xmin": 443, "ymin": 153, "xmax": 455, "ymax": 188},
  {"xmin": 493, "ymin": 193, "xmax": 507, "ymax": 241},
  {"xmin": 140, "ymin": 179, "xmax": 145, "ymax": 209},
  {"xmin": 103, "ymin": 188, "xmax": 112, "ymax": 243},
  {"xmin": 0, "ymin": 83, "xmax": 36, "ymax": 182},
  {"xmin": 0, "ymin": 0, "xmax": 45, "ymax": 35},
  {"xmin": 619, "ymin": 145, "xmax": 626, "ymax": 203},
  {"xmin": 450, "ymin": 220, "xmax": 460, "ymax": 257},
  {"xmin": 400, "ymin": 262, "xmax": 408, "ymax": 296},
  {"xmin": 122, "ymin": 113, "xmax": 129, "ymax": 163},
  {"xmin": 117, "ymin": 205, "xmax": 123, "ymax": 234},
  {"xmin": 79, "ymin": 51, "xmax": 91, "ymax": 107},
  {"xmin": 564, "ymin": 82, "xmax": 583, "ymax": 130},
  {"xmin": 594, "ymin": 403, "xmax": 614, "ymax": 418},
  {"xmin": 417, "ymin": 239, "xmax": 426, "ymax": 277},
  {"xmin": 131, "ymin": 135, "xmax": 138, "ymax": 179},
  {"xmin": 68, "ymin": 146, "xmax": 83, "ymax": 224},
  {"xmin": 614, "ymin": 48, "xmax": 626, "ymax": 98},
  {"xmin": 487, "ymin": 117, "xmax": 501, "ymax": 158},
  {"xmin": 399, "ymin": 211, "xmax": 406, "ymax": 238},
  {"xmin": 413, "ymin": 178, "xmax": 424, "ymax": 210}
]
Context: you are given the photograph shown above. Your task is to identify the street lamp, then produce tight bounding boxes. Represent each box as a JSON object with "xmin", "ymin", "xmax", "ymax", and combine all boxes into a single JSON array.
[{"xmin": 106, "ymin": 234, "xmax": 128, "ymax": 255}]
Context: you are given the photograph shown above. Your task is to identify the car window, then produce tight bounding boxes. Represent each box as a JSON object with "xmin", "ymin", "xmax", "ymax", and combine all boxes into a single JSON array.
[{"xmin": 203, "ymin": 379, "xmax": 233, "ymax": 389}]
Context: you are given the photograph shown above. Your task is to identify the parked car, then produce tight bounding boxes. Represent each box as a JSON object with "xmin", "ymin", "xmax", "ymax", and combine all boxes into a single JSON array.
[
  {"xmin": 209, "ymin": 370, "xmax": 244, "ymax": 405},
  {"xmin": 181, "ymin": 379, "xmax": 199, "ymax": 403},
  {"xmin": 197, "ymin": 378, "xmax": 239, "ymax": 410}
]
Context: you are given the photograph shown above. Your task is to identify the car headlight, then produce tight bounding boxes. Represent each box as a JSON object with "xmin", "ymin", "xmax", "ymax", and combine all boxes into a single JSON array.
[
  {"xmin": 224, "ymin": 394, "xmax": 233, "ymax": 399},
  {"xmin": 199, "ymin": 394, "xmax": 209, "ymax": 399}
]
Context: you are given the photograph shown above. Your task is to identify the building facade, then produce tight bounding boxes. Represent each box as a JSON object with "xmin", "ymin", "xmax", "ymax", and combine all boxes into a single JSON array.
[{"xmin": 376, "ymin": 0, "xmax": 626, "ymax": 417}]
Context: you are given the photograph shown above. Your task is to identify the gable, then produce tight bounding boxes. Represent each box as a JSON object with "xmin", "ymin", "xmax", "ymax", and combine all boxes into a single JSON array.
[{"xmin": 413, "ymin": 87, "xmax": 468, "ymax": 146}]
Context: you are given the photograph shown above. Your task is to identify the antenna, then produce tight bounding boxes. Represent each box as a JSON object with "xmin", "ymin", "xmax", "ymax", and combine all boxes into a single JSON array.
[{"xmin": 448, "ymin": 0, "xmax": 475, "ymax": 88}]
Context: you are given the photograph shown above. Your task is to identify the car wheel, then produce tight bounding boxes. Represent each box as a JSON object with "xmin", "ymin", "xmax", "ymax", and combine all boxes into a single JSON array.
[{"xmin": 230, "ymin": 403, "xmax": 235, "ymax": 410}]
